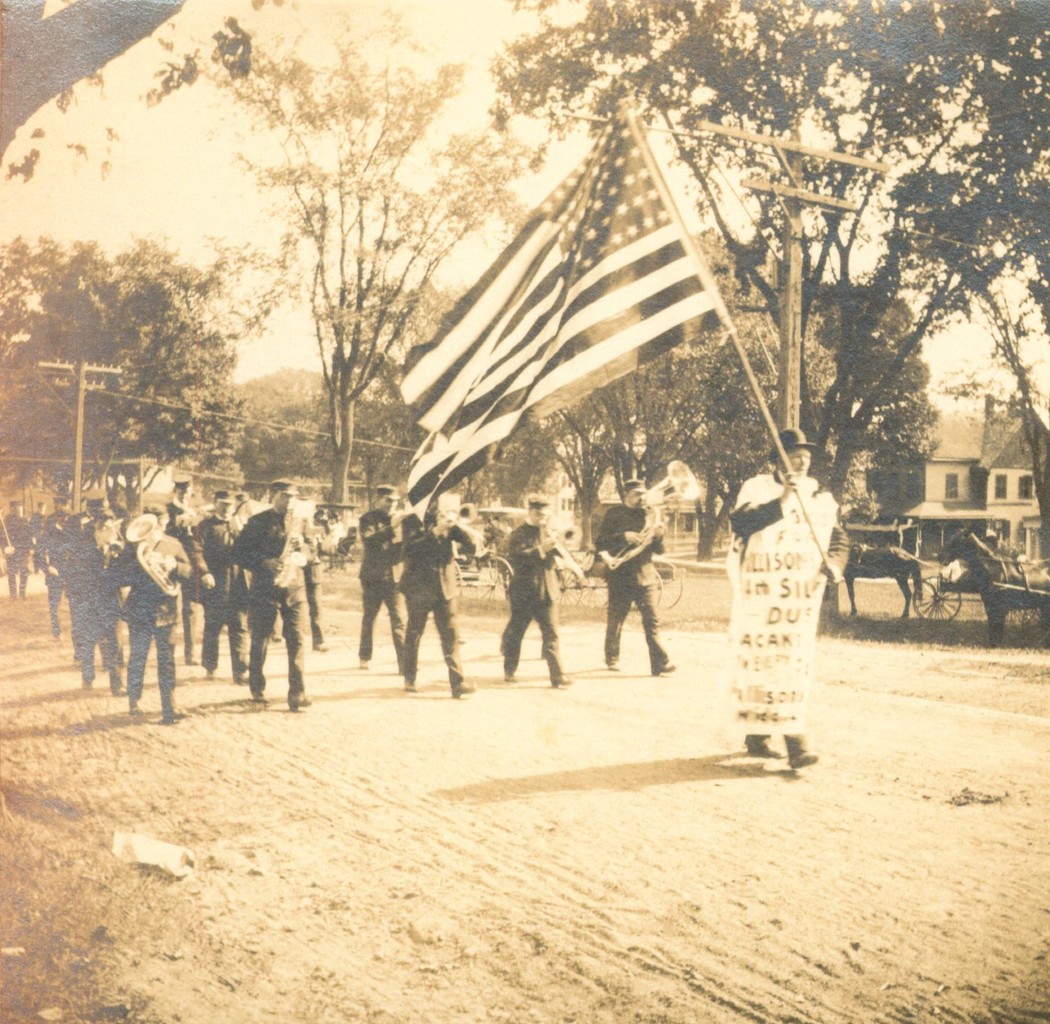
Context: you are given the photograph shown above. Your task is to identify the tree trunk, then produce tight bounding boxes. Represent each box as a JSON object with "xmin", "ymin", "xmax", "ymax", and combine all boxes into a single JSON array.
[
  {"xmin": 332, "ymin": 400, "xmax": 356, "ymax": 504},
  {"xmin": 697, "ymin": 493, "xmax": 718, "ymax": 561}
]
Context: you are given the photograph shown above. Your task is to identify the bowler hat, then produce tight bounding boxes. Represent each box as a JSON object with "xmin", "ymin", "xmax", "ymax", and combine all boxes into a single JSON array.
[{"xmin": 770, "ymin": 428, "xmax": 816, "ymax": 462}]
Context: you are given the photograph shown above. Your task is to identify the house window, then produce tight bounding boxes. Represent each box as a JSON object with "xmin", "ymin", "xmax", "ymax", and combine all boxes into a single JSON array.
[
  {"xmin": 994, "ymin": 474, "xmax": 1007, "ymax": 500},
  {"xmin": 1020, "ymin": 475, "xmax": 1034, "ymax": 500},
  {"xmin": 945, "ymin": 473, "xmax": 959, "ymax": 500}
]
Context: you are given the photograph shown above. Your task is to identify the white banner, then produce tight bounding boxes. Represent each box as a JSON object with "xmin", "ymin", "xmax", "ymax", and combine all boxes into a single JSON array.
[{"xmin": 724, "ymin": 476, "xmax": 839, "ymax": 741}]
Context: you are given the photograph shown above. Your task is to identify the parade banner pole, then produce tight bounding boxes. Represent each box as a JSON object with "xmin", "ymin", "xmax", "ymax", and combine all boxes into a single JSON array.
[{"xmin": 620, "ymin": 100, "xmax": 836, "ymax": 576}]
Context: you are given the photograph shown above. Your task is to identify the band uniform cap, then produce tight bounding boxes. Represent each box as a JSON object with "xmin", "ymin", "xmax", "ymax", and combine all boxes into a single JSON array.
[
  {"xmin": 526, "ymin": 494, "xmax": 551, "ymax": 509},
  {"xmin": 142, "ymin": 501, "xmax": 168, "ymax": 517},
  {"xmin": 623, "ymin": 478, "xmax": 645, "ymax": 492},
  {"xmin": 376, "ymin": 484, "xmax": 399, "ymax": 497},
  {"xmin": 212, "ymin": 490, "xmax": 231, "ymax": 501},
  {"xmin": 84, "ymin": 489, "xmax": 107, "ymax": 505},
  {"xmin": 771, "ymin": 428, "xmax": 816, "ymax": 461},
  {"xmin": 270, "ymin": 479, "xmax": 299, "ymax": 496},
  {"xmin": 172, "ymin": 473, "xmax": 192, "ymax": 488}
]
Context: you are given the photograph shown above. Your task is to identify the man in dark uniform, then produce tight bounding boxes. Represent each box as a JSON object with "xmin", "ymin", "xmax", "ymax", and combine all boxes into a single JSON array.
[
  {"xmin": 4, "ymin": 500, "xmax": 34, "ymax": 599},
  {"xmin": 231, "ymin": 480, "xmax": 312, "ymax": 712},
  {"xmin": 357, "ymin": 484, "xmax": 406, "ymax": 673},
  {"xmin": 37, "ymin": 495, "xmax": 71, "ymax": 639},
  {"xmin": 502, "ymin": 495, "xmax": 574, "ymax": 689},
  {"xmin": 109, "ymin": 505, "xmax": 192, "ymax": 724},
  {"xmin": 198, "ymin": 491, "xmax": 249, "ymax": 684},
  {"xmin": 165, "ymin": 473, "xmax": 213, "ymax": 665},
  {"xmin": 398, "ymin": 494, "xmax": 476, "ymax": 699},
  {"xmin": 595, "ymin": 479, "xmax": 675, "ymax": 677},
  {"xmin": 65, "ymin": 492, "xmax": 124, "ymax": 693}
]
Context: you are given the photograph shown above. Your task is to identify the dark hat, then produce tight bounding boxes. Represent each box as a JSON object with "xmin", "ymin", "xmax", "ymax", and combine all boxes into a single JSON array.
[
  {"xmin": 142, "ymin": 501, "xmax": 168, "ymax": 517},
  {"xmin": 84, "ymin": 489, "xmax": 107, "ymax": 506},
  {"xmin": 54, "ymin": 495, "xmax": 70, "ymax": 506},
  {"xmin": 527, "ymin": 494, "xmax": 551, "ymax": 509},
  {"xmin": 623, "ymin": 478, "xmax": 645, "ymax": 493},
  {"xmin": 771, "ymin": 428, "xmax": 816, "ymax": 461},
  {"xmin": 270, "ymin": 479, "xmax": 299, "ymax": 496},
  {"xmin": 376, "ymin": 484, "xmax": 399, "ymax": 498},
  {"xmin": 172, "ymin": 473, "xmax": 192, "ymax": 488},
  {"xmin": 212, "ymin": 490, "xmax": 232, "ymax": 502}
]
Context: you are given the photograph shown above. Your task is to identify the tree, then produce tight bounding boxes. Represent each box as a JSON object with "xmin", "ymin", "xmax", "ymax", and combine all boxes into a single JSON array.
[
  {"xmin": 492, "ymin": 0, "xmax": 1046, "ymax": 498},
  {"xmin": 0, "ymin": 237, "xmax": 243, "ymax": 507},
  {"xmin": 216, "ymin": 30, "xmax": 526, "ymax": 503}
]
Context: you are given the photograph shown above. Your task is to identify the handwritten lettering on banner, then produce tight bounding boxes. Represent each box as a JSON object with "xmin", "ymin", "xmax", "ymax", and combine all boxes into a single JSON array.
[{"xmin": 725, "ymin": 479, "xmax": 838, "ymax": 739}]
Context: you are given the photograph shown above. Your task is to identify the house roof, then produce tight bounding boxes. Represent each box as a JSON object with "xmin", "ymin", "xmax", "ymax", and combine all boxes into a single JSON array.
[
  {"xmin": 932, "ymin": 413, "xmax": 982, "ymax": 460},
  {"xmin": 981, "ymin": 419, "xmax": 1030, "ymax": 469}
]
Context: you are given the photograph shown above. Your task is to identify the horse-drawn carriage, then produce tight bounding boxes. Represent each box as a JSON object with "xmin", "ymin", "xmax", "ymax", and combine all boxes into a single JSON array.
[{"xmin": 919, "ymin": 530, "xmax": 1050, "ymax": 645}]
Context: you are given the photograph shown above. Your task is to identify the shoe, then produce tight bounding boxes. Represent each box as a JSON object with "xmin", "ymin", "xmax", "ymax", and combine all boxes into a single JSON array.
[
  {"xmin": 745, "ymin": 738, "xmax": 783, "ymax": 759},
  {"xmin": 185, "ymin": 657, "xmax": 199, "ymax": 667},
  {"xmin": 552, "ymin": 677, "xmax": 574, "ymax": 688},
  {"xmin": 503, "ymin": 673, "xmax": 516, "ymax": 683},
  {"xmin": 205, "ymin": 669, "xmax": 216, "ymax": 680},
  {"xmin": 404, "ymin": 681, "xmax": 417, "ymax": 693},
  {"xmin": 128, "ymin": 703, "xmax": 143, "ymax": 717},
  {"xmin": 161, "ymin": 712, "xmax": 186, "ymax": 725},
  {"xmin": 233, "ymin": 675, "xmax": 248, "ymax": 686},
  {"xmin": 788, "ymin": 752, "xmax": 819, "ymax": 770},
  {"xmin": 82, "ymin": 680, "xmax": 94, "ymax": 689},
  {"xmin": 654, "ymin": 663, "xmax": 677, "ymax": 676},
  {"xmin": 288, "ymin": 696, "xmax": 312, "ymax": 712},
  {"xmin": 606, "ymin": 662, "xmax": 620, "ymax": 672},
  {"xmin": 359, "ymin": 660, "xmax": 369, "ymax": 670},
  {"xmin": 111, "ymin": 685, "xmax": 125, "ymax": 697},
  {"xmin": 451, "ymin": 683, "xmax": 476, "ymax": 699},
  {"xmin": 250, "ymin": 692, "xmax": 268, "ymax": 705},
  {"xmin": 313, "ymin": 643, "xmax": 329, "ymax": 653}
]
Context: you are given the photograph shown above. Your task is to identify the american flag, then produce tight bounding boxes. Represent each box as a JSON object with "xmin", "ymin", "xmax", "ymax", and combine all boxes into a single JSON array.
[{"xmin": 400, "ymin": 107, "xmax": 730, "ymax": 513}]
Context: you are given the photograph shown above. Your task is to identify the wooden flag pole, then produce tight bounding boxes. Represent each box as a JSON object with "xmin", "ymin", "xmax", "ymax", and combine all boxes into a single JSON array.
[{"xmin": 619, "ymin": 100, "xmax": 836, "ymax": 576}]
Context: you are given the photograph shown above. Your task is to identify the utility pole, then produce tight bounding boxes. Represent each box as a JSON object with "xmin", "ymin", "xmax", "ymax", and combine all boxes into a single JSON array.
[{"xmin": 37, "ymin": 360, "xmax": 122, "ymax": 511}]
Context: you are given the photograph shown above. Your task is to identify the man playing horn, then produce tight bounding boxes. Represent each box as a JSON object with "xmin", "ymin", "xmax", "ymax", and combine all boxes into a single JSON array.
[
  {"xmin": 357, "ymin": 484, "xmax": 406, "ymax": 673},
  {"xmin": 165, "ymin": 473, "xmax": 213, "ymax": 666},
  {"xmin": 502, "ymin": 494, "xmax": 574, "ymax": 689},
  {"xmin": 199, "ymin": 491, "xmax": 249, "ymax": 685},
  {"xmin": 594, "ymin": 478, "xmax": 675, "ymax": 678},
  {"xmin": 231, "ymin": 480, "xmax": 312, "ymax": 712},
  {"xmin": 109, "ymin": 504, "xmax": 192, "ymax": 724}
]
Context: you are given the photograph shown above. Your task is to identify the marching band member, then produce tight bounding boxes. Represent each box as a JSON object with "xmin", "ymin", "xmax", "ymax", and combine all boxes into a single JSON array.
[
  {"xmin": 594, "ymin": 479, "xmax": 675, "ymax": 677},
  {"xmin": 4, "ymin": 499, "xmax": 33, "ymax": 600},
  {"xmin": 65, "ymin": 492, "xmax": 125, "ymax": 694},
  {"xmin": 303, "ymin": 504, "xmax": 328, "ymax": 653},
  {"xmin": 357, "ymin": 484, "xmax": 406, "ymax": 673},
  {"xmin": 165, "ymin": 473, "xmax": 214, "ymax": 666},
  {"xmin": 501, "ymin": 495, "xmax": 574, "ymax": 689},
  {"xmin": 109, "ymin": 505, "xmax": 192, "ymax": 724},
  {"xmin": 398, "ymin": 494, "xmax": 476, "ymax": 699},
  {"xmin": 726, "ymin": 429, "xmax": 849, "ymax": 769},
  {"xmin": 198, "ymin": 491, "xmax": 249, "ymax": 685},
  {"xmin": 231, "ymin": 480, "xmax": 312, "ymax": 712},
  {"xmin": 37, "ymin": 495, "xmax": 71, "ymax": 640}
]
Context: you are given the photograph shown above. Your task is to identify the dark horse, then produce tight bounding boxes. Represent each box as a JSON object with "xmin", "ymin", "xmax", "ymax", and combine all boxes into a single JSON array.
[
  {"xmin": 843, "ymin": 544, "xmax": 924, "ymax": 618},
  {"xmin": 940, "ymin": 531, "xmax": 1050, "ymax": 646}
]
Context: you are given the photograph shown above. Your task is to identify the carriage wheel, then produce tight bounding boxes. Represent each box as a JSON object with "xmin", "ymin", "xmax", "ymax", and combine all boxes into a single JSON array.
[
  {"xmin": 558, "ymin": 567, "xmax": 583, "ymax": 604},
  {"xmin": 1013, "ymin": 606, "xmax": 1050, "ymax": 647},
  {"xmin": 915, "ymin": 576, "xmax": 961, "ymax": 621},
  {"xmin": 652, "ymin": 558, "xmax": 684, "ymax": 609},
  {"xmin": 486, "ymin": 557, "xmax": 513, "ymax": 602},
  {"xmin": 580, "ymin": 576, "xmax": 608, "ymax": 607}
]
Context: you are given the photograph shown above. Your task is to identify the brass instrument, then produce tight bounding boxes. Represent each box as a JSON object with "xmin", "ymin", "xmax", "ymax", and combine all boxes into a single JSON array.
[
  {"xmin": 603, "ymin": 461, "xmax": 700, "ymax": 570},
  {"xmin": 454, "ymin": 501, "xmax": 488, "ymax": 554},
  {"xmin": 126, "ymin": 513, "xmax": 180, "ymax": 597},
  {"xmin": 543, "ymin": 522, "xmax": 586, "ymax": 580},
  {"xmin": 274, "ymin": 498, "xmax": 315, "ymax": 588}
]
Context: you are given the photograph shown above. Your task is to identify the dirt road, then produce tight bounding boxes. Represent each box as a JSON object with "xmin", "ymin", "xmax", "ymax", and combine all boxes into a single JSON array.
[{"xmin": 2, "ymin": 582, "xmax": 1049, "ymax": 1024}]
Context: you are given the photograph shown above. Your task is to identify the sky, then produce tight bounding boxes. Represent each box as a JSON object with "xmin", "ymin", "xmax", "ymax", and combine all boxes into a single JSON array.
[{"xmin": 0, "ymin": 0, "xmax": 1004, "ymax": 402}]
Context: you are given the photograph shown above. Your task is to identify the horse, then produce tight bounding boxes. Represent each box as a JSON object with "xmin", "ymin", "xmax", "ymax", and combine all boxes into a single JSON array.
[
  {"xmin": 940, "ymin": 530, "xmax": 1050, "ymax": 646},
  {"xmin": 843, "ymin": 543, "xmax": 924, "ymax": 618}
]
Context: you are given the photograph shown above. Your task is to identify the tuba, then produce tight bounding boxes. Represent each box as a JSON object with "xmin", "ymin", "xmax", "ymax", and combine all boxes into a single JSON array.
[
  {"xmin": 127, "ymin": 514, "xmax": 180, "ymax": 597},
  {"xmin": 603, "ymin": 461, "xmax": 700, "ymax": 570},
  {"xmin": 543, "ymin": 522, "xmax": 586, "ymax": 580}
]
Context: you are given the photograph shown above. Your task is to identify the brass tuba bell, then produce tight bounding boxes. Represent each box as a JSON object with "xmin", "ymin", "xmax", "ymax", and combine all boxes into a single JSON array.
[{"xmin": 126, "ymin": 513, "xmax": 180, "ymax": 597}]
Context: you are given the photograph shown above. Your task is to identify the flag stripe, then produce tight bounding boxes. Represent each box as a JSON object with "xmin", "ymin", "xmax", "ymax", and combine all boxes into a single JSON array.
[{"xmin": 402, "ymin": 111, "xmax": 730, "ymax": 512}]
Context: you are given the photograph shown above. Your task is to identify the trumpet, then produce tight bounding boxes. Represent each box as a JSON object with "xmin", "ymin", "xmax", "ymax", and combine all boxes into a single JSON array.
[
  {"xmin": 604, "ymin": 461, "xmax": 700, "ymax": 570},
  {"xmin": 274, "ymin": 498, "xmax": 315, "ymax": 588}
]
